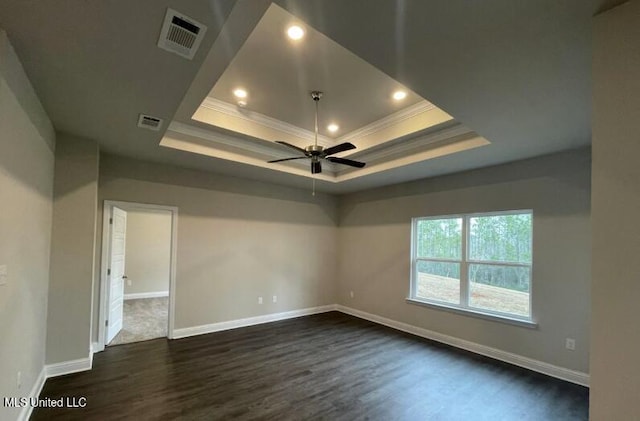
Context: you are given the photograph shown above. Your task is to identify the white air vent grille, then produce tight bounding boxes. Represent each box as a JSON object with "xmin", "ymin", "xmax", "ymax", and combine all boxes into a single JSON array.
[
  {"xmin": 157, "ymin": 8, "xmax": 207, "ymax": 60},
  {"xmin": 137, "ymin": 114, "xmax": 163, "ymax": 131}
]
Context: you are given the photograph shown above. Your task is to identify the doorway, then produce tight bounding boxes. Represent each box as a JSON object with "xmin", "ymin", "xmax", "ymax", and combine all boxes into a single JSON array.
[{"xmin": 98, "ymin": 201, "xmax": 177, "ymax": 350}]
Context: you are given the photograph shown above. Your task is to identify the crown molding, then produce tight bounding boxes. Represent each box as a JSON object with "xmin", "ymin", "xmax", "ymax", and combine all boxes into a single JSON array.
[
  {"xmin": 167, "ymin": 119, "xmax": 487, "ymax": 182},
  {"xmin": 167, "ymin": 121, "xmax": 337, "ymax": 175},
  {"xmin": 332, "ymin": 124, "xmax": 474, "ymax": 175},
  {"xmin": 334, "ymin": 135, "xmax": 489, "ymax": 182},
  {"xmin": 198, "ymin": 97, "xmax": 439, "ymax": 151},
  {"xmin": 199, "ymin": 97, "xmax": 334, "ymax": 148},
  {"xmin": 171, "ymin": 96, "xmax": 485, "ymax": 182},
  {"xmin": 349, "ymin": 124, "xmax": 472, "ymax": 164},
  {"xmin": 169, "ymin": 120, "xmax": 472, "ymax": 172},
  {"xmin": 336, "ymin": 100, "xmax": 436, "ymax": 143},
  {"xmin": 169, "ymin": 121, "xmax": 281, "ymax": 158},
  {"xmin": 161, "ymin": 134, "xmax": 339, "ymax": 181}
]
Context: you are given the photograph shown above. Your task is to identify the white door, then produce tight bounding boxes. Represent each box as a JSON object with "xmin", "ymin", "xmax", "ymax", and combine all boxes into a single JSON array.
[{"xmin": 106, "ymin": 207, "xmax": 127, "ymax": 344}]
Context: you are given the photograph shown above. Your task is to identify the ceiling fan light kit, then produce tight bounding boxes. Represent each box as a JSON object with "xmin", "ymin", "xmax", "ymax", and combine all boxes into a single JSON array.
[{"xmin": 268, "ymin": 91, "xmax": 366, "ymax": 176}]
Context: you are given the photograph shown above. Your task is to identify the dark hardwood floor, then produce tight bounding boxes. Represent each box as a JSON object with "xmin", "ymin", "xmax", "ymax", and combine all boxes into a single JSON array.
[{"xmin": 32, "ymin": 312, "xmax": 588, "ymax": 420}]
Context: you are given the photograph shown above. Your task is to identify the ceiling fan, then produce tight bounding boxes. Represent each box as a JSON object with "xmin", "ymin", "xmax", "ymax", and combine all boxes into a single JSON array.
[{"xmin": 267, "ymin": 91, "xmax": 366, "ymax": 174}]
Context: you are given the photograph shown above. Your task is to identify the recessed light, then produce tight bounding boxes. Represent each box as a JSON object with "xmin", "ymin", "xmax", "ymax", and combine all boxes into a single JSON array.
[
  {"xmin": 392, "ymin": 90, "xmax": 407, "ymax": 101},
  {"xmin": 287, "ymin": 25, "xmax": 305, "ymax": 40},
  {"xmin": 327, "ymin": 123, "xmax": 339, "ymax": 133},
  {"xmin": 233, "ymin": 88, "xmax": 248, "ymax": 98}
]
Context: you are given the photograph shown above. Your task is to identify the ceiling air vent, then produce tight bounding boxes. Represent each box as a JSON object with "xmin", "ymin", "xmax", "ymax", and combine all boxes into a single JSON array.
[
  {"xmin": 157, "ymin": 8, "xmax": 207, "ymax": 60},
  {"xmin": 137, "ymin": 114, "xmax": 163, "ymax": 131}
]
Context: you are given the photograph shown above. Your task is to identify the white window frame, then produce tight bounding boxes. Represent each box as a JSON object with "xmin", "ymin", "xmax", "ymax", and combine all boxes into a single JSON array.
[{"xmin": 409, "ymin": 210, "xmax": 534, "ymax": 326}]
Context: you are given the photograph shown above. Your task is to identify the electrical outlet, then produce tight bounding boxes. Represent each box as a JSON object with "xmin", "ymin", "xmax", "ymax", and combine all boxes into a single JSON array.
[
  {"xmin": 127, "ymin": 279, "xmax": 132, "ymax": 287},
  {"xmin": 272, "ymin": 295, "xmax": 277, "ymax": 303},
  {"xmin": 566, "ymin": 338, "xmax": 576, "ymax": 351},
  {"xmin": 17, "ymin": 371, "xmax": 21, "ymax": 389},
  {"xmin": 349, "ymin": 291, "xmax": 354, "ymax": 299},
  {"xmin": 258, "ymin": 296, "xmax": 263, "ymax": 304},
  {"xmin": 0, "ymin": 265, "xmax": 7, "ymax": 286}
]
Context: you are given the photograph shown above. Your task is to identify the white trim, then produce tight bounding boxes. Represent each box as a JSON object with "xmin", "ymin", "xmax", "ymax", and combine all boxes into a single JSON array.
[
  {"xmin": 340, "ymin": 124, "xmax": 471, "ymax": 163},
  {"xmin": 167, "ymin": 121, "xmax": 301, "ymax": 161},
  {"xmin": 30, "ymin": 300, "xmax": 586, "ymax": 414},
  {"xmin": 336, "ymin": 100, "xmax": 436, "ymax": 143},
  {"xmin": 96, "ymin": 202, "xmax": 111, "ymax": 353},
  {"xmin": 170, "ymin": 304, "xmax": 585, "ymax": 386},
  {"xmin": 168, "ymin": 120, "xmax": 343, "ymax": 174},
  {"xmin": 409, "ymin": 210, "xmax": 534, "ymax": 322},
  {"xmin": 168, "ymin": 208, "xmax": 178, "ymax": 340},
  {"xmin": 124, "ymin": 291, "xmax": 169, "ymax": 300},
  {"xmin": 97, "ymin": 201, "xmax": 179, "ymax": 351},
  {"xmin": 172, "ymin": 305, "xmax": 337, "ymax": 339},
  {"xmin": 405, "ymin": 298, "xmax": 538, "ymax": 328},
  {"xmin": 167, "ymin": 120, "xmax": 476, "ymax": 176},
  {"xmin": 200, "ymin": 97, "xmax": 334, "ymax": 147},
  {"xmin": 335, "ymin": 305, "xmax": 589, "ymax": 387},
  {"xmin": 17, "ymin": 367, "xmax": 46, "ymax": 421},
  {"xmin": 18, "ymin": 354, "xmax": 94, "ymax": 419},
  {"xmin": 200, "ymin": 97, "xmax": 438, "ymax": 149},
  {"xmin": 45, "ymin": 357, "xmax": 93, "ymax": 378}
]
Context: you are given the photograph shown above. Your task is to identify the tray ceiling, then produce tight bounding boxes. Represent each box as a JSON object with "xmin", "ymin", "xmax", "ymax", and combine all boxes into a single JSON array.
[{"xmin": 164, "ymin": 3, "xmax": 490, "ymax": 182}]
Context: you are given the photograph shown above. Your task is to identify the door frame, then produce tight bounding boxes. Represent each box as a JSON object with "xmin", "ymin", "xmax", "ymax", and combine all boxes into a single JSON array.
[{"xmin": 96, "ymin": 200, "xmax": 178, "ymax": 352}]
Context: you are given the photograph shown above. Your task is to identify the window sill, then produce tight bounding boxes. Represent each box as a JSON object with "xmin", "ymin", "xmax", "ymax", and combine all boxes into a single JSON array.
[{"xmin": 405, "ymin": 298, "xmax": 538, "ymax": 329}]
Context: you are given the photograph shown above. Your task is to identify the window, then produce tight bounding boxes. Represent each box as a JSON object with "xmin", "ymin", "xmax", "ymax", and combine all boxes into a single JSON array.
[{"xmin": 410, "ymin": 211, "xmax": 532, "ymax": 321}]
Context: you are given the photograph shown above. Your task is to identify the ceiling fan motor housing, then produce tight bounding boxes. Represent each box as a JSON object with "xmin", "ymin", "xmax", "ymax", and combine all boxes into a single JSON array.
[{"xmin": 305, "ymin": 145, "xmax": 323, "ymax": 156}]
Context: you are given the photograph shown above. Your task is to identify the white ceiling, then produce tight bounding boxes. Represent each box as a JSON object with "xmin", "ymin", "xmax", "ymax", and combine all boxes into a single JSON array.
[{"xmin": 0, "ymin": 0, "xmax": 609, "ymax": 194}]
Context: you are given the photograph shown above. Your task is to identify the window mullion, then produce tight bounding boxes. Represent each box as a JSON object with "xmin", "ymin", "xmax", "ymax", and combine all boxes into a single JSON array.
[{"xmin": 460, "ymin": 216, "xmax": 469, "ymax": 307}]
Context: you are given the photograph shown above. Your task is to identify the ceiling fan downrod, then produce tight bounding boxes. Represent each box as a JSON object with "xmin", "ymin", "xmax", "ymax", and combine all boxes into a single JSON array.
[{"xmin": 311, "ymin": 91, "xmax": 322, "ymax": 148}]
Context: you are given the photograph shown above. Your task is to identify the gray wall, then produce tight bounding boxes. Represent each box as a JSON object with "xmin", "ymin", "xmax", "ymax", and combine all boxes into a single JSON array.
[
  {"xmin": 124, "ymin": 208, "xmax": 171, "ymax": 296},
  {"xmin": 47, "ymin": 133, "xmax": 99, "ymax": 364},
  {"xmin": 338, "ymin": 148, "xmax": 591, "ymax": 373},
  {"xmin": 95, "ymin": 154, "xmax": 338, "ymax": 336},
  {"xmin": 591, "ymin": 1, "xmax": 640, "ymax": 417},
  {"xmin": 91, "ymin": 149, "xmax": 591, "ymax": 376},
  {"xmin": 0, "ymin": 30, "xmax": 55, "ymax": 420}
]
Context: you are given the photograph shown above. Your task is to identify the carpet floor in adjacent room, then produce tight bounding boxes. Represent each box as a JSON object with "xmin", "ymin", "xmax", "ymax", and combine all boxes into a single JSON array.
[
  {"xmin": 108, "ymin": 297, "xmax": 168, "ymax": 346},
  {"xmin": 33, "ymin": 311, "xmax": 588, "ymax": 420}
]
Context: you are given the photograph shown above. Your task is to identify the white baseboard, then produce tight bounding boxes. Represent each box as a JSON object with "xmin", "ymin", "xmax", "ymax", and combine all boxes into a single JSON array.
[
  {"xmin": 45, "ymin": 356, "xmax": 93, "ymax": 378},
  {"xmin": 124, "ymin": 291, "xmax": 169, "ymax": 300},
  {"xmin": 17, "ymin": 355, "xmax": 92, "ymax": 421},
  {"xmin": 173, "ymin": 304, "xmax": 337, "ymax": 339},
  {"xmin": 335, "ymin": 305, "xmax": 589, "ymax": 387},
  {"xmin": 173, "ymin": 303, "xmax": 588, "ymax": 386},
  {"xmin": 18, "ymin": 301, "xmax": 585, "ymax": 421},
  {"xmin": 17, "ymin": 366, "xmax": 47, "ymax": 421}
]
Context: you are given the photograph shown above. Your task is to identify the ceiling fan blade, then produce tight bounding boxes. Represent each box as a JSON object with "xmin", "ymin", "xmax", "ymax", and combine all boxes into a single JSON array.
[
  {"xmin": 275, "ymin": 141, "xmax": 307, "ymax": 155},
  {"xmin": 326, "ymin": 157, "xmax": 366, "ymax": 168},
  {"xmin": 311, "ymin": 161, "xmax": 322, "ymax": 174},
  {"xmin": 323, "ymin": 142, "xmax": 356, "ymax": 157},
  {"xmin": 267, "ymin": 157, "xmax": 308, "ymax": 163}
]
